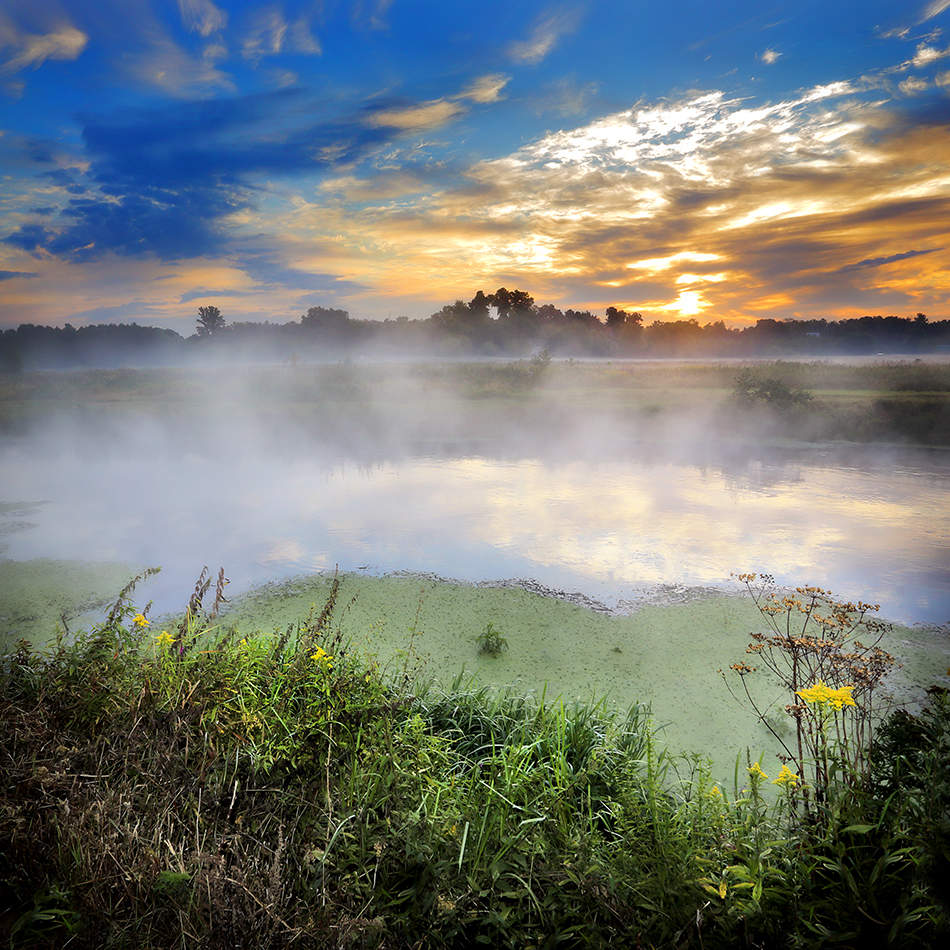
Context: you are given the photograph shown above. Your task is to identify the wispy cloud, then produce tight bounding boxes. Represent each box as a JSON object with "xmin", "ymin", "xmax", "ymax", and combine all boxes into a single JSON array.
[
  {"xmin": 288, "ymin": 16, "xmax": 321, "ymax": 55},
  {"xmin": 532, "ymin": 75, "xmax": 599, "ymax": 116},
  {"xmin": 920, "ymin": 1, "xmax": 950, "ymax": 23},
  {"xmin": 899, "ymin": 75, "xmax": 929, "ymax": 94},
  {"xmin": 0, "ymin": 19, "xmax": 87, "ymax": 74},
  {"xmin": 760, "ymin": 48, "xmax": 781, "ymax": 65},
  {"xmin": 242, "ymin": 8, "xmax": 321, "ymax": 62},
  {"xmin": 242, "ymin": 8, "xmax": 287, "ymax": 62},
  {"xmin": 177, "ymin": 0, "xmax": 227, "ymax": 38},
  {"xmin": 0, "ymin": 269, "xmax": 38, "ymax": 280},
  {"xmin": 456, "ymin": 74, "xmax": 509, "ymax": 104},
  {"xmin": 366, "ymin": 75, "xmax": 509, "ymax": 132},
  {"xmin": 366, "ymin": 99, "xmax": 465, "ymax": 130},
  {"xmin": 128, "ymin": 34, "xmax": 235, "ymax": 96},
  {"xmin": 508, "ymin": 7, "xmax": 580, "ymax": 65}
]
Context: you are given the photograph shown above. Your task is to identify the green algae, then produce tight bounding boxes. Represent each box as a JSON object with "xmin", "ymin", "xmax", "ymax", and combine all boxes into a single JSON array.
[
  {"xmin": 0, "ymin": 558, "xmax": 138, "ymax": 647},
  {"xmin": 220, "ymin": 572, "xmax": 950, "ymax": 781}
]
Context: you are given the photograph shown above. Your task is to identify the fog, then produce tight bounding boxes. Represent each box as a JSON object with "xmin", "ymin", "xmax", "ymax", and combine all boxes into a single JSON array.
[{"xmin": 1, "ymin": 361, "xmax": 948, "ymax": 626}]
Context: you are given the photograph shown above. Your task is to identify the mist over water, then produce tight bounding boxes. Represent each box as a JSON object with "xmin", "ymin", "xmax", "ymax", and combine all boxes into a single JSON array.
[{"xmin": 1, "ymin": 367, "xmax": 947, "ymax": 626}]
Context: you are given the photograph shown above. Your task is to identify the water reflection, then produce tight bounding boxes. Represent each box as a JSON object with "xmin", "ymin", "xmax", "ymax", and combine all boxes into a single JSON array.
[{"xmin": 0, "ymin": 442, "xmax": 947, "ymax": 625}]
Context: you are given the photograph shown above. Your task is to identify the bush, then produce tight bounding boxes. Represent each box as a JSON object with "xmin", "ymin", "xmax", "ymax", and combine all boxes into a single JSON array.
[
  {"xmin": 734, "ymin": 369, "xmax": 813, "ymax": 409},
  {"xmin": 475, "ymin": 621, "xmax": 509, "ymax": 656}
]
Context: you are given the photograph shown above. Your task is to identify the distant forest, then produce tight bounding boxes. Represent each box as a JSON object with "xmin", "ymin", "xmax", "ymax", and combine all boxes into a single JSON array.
[{"xmin": 2, "ymin": 289, "xmax": 948, "ymax": 370}]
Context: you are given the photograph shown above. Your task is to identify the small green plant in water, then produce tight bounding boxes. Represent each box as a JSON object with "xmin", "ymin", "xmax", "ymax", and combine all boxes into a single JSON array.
[{"xmin": 475, "ymin": 622, "xmax": 508, "ymax": 656}]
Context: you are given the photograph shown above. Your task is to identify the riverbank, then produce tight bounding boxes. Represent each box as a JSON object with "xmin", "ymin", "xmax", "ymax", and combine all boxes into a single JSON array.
[
  {"xmin": 5, "ymin": 561, "xmax": 947, "ymax": 782},
  {"xmin": 2, "ymin": 577, "xmax": 948, "ymax": 948}
]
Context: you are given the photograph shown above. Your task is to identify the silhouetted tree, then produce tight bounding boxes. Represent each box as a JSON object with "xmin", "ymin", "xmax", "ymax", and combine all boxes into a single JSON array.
[
  {"xmin": 490, "ymin": 288, "xmax": 534, "ymax": 319},
  {"xmin": 605, "ymin": 307, "xmax": 643, "ymax": 329},
  {"xmin": 196, "ymin": 305, "xmax": 225, "ymax": 336},
  {"xmin": 429, "ymin": 300, "xmax": 471, "ymax": 332},
  {"xmin": 469, "ymin": 290, "xmax": 492, "ymax": 320},
  {"xmin": 301, "ymin": 306, "xmax": 350, "ymax": 331},
  {"xmin": 536, "ymin": 304, "xmax": 564, "ymax": 322}
]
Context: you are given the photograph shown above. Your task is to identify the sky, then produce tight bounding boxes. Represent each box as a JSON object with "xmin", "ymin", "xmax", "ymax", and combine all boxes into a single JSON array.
[{"xmin": 1, "ymin": 0, "xmax": 949, "ymax": 331}]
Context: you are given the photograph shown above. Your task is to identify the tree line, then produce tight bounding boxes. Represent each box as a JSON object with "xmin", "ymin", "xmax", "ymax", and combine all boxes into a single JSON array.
[{"xmin": 2, "ymin": 288, "xmax": 948, "ymax": 369}]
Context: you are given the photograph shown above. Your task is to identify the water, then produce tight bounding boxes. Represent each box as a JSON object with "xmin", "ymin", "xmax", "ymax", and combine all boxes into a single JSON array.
[{"xmin": 1, "ymin": 437, "xmax": 947, "ymax": 625}]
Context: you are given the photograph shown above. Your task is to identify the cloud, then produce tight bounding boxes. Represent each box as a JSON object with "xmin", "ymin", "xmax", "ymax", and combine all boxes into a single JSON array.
[
  {"xmin": 242, "ymin": 8, "xmax": 287, "ymax": 62},
  {"xmin": 457, "ymin": 74, "xmax": 509, "ymax": 104},
  {"xmin": 0, "ymin": 21, "xmax": 87, "ymax": 74},
  {"xmin": 288, "ymin": 16, "xmax": 321, "ymax": 54},
  {"xmin": 920, "ymin": 1, "xmax": 950, "ymax": 22},
  {"xmin": 879, "ymin": 26, "xmax": 911, "ymax": 40},
  {"xmin": 290, "ymin": 72, "xmax": 950, "ymax": 320},
  {"xmin": 900, "ymin": 75, "xmax": 930, "ymax": 94},
  {"xmin": 532, "ymin": 76, "xmax": 599, "ymax": 116},
  {"xmin": 2, "ymin": 89, "xmax": 413, "ymax": 263},
  {"xmin": 177, "ymin": 0, "xmax": 227, "ymax": 37},
  {"xmin": 4, "ymin": 223, "xmax": 54, "ymax": 253},
  {"xmin": 0, "ymin": 269, "xmax": 38, "ymax": 280},
  {"xmin": 365, "ymin": 74, "xmax": 508, "ymax": 132},
  {"xmin": 236, "ymin": 246, "xmax": 370, "ymax": 297},
  {"xmin": 367, "ymin": 99, "xmax": 465, "ymax": 130},
  {"xmin": 203, "ymin": 42, "xmax": 228, "ymax": 63},
  {"xmin": 912, "ymin": 42, "xmax": 950, "ymax": 67},
  {"xmin": 127, "ymin": 33, "xmax": 235, "ymax": 96},
  {"xmin": 839, "ymin": 248, "xmax": 940, "ymax": 272},
  {"xmin": 508, "ymin": 8, "xmax": 580, "ymax": 64},
  {"xmin": 760, "ymin": 48, "xmax": 781, "ymax": 65},
  {"xmin": 242, "ymin": 9, "xmax": 321, "ymax": 63}
]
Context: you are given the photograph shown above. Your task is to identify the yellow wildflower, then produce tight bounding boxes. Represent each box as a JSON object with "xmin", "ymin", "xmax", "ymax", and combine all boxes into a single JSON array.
[
  {"xmin": 132, "ymin": 613, "xmax": 150, "ymax": 628},
  {"xmin": 796, "ymin": 680, "xmax": 857, "ymax": 710},
  {"xmin": 828, "ymin": 685, "xmax": 856, "ymax": 710},
  {"xmin": 772, "ymin": 764, "xmax": 799, "ymax": 789},
  {"xmin": 747, "ymin": 761, "xmax": 768, "ymax": 781},
  {"xmin": 310, "ymin": 646, "xmax": 333, "ymax": 667},
  {"xmin": 155, "ymin": 630, "xmax": 176, "ymax": 648}
]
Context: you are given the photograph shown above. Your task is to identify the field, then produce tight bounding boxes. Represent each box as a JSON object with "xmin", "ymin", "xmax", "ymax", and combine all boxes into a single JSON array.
[{"xmin": 1, "ymin": 357, "xmax": 949, "ymax": 447}]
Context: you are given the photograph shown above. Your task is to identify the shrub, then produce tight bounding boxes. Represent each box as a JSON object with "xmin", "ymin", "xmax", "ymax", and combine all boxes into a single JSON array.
[
  {"xmin": 475, "ymin": 621, "xmax": 508, "ymax": 656},
  {"xmin": 733, "ymin": 369, "xmax": 813, "ymax": 409}
]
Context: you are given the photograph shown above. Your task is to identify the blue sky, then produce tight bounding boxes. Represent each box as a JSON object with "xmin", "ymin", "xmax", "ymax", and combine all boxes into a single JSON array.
[{"xmin": 1, "ymin": 0, "xmax": 949, "ymax": 329}]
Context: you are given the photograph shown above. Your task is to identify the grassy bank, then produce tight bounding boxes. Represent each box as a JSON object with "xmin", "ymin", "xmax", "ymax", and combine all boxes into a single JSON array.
[
  {"xmin": 2, "ymin": 576, "xmax": 949, "ymax": 948},
  {"xmin": 6, "ymin": 565, "xmax": 947, "ymax": 782}
]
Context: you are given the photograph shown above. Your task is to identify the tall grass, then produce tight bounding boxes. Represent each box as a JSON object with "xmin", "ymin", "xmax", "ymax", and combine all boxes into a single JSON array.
[{"xmin": 1, "ymin": 574, "xmax": 948, "ymax": 947}]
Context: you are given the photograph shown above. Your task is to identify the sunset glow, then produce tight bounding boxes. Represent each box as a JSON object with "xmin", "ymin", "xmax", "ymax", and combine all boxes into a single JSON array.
[{"xmin": 1, "ymin": 1, "xmax": 949, "ymax": 330}]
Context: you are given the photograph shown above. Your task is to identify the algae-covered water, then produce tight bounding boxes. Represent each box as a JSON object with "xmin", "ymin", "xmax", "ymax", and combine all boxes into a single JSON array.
[{"xmin": 220, "ymin": 572, "xmax": 950, "ymax": 781}]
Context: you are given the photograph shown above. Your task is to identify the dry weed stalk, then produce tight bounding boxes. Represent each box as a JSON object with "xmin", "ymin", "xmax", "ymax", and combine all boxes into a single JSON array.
[{"xmin": 724, "ymin": 573, "xmax": 898, "ymax": 807}]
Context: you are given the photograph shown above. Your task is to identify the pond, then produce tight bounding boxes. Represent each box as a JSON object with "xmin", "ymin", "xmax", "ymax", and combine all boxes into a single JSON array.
[{"xmin": 1, "ymin": 434, "xmax": 947, "ymax": 627}]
